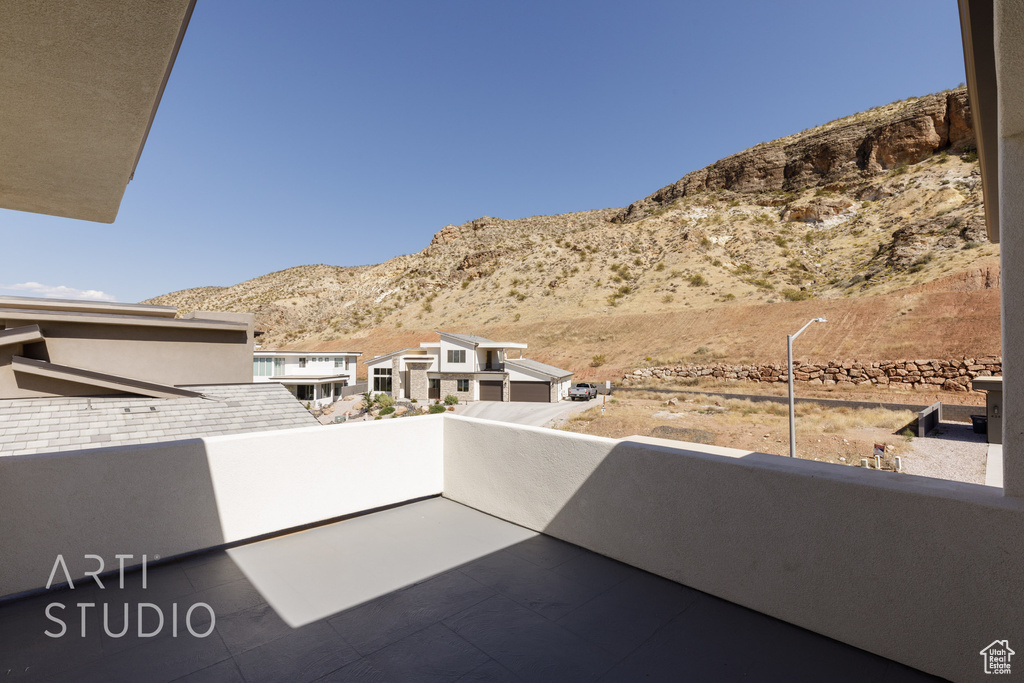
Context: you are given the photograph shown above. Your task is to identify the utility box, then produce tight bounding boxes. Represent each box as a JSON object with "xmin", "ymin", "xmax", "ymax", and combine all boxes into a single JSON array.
[{"xmin": 972, "ymin": 376, "xmax": 1003, "ymax": 445}]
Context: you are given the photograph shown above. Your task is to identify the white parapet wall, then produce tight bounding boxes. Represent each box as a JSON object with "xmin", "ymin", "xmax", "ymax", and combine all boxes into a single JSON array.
[
  {"xmin": 0, "ymin": 416, "xmax": 444, "ymax": 598},
  {"xmin": 442, "ymin": 415, "xmax": 1024, "ymax": 683}
]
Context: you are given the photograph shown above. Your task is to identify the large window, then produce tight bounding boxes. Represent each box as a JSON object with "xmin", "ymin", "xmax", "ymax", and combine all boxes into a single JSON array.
[
  {"xmin": 335, "ymin": 357, "xmax": 348, "ymax": 370},
  {"xmin": 373, "ymin": 367, "xmax": 392, "ymax": 393},
  {"xmin": 457, "ymin": 379, "xmax": 469, "ymax": 392},
  {"xmin": 296, "ymin": 385, "xmax": 314, "ymax": 401},
  {"xmin": 253, "ymin": 357, "xmax": 285, "ymax": 377},
  {"xmin": 447, "ymin": 349, "xmax": 466, "ymax": 363}
]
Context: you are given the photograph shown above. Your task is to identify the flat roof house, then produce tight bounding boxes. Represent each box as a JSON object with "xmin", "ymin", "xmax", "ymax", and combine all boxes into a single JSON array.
[
  {"xmin": 253, "ymin": 351, "xmax": 362, "ymax": 408},
  {"xmin": 0, "ymin": 296, "xmax": 254, "ymax": 400},
  {"xmin": 366, "ymin": 331, "xmax": 573, "ymax": 403},
  {"xmin": 0, "ymin": 2, "xmax": 1022, "ymax": 681}
]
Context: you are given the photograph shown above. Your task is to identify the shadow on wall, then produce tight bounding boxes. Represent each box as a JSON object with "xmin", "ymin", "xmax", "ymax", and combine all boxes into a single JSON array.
[
  {"xmin": 538, "ymin": 438, "xmax": 1023, "ymax": 682},
  {"xmin": 0, "ymin": 439, "xmax": 226, "ymax": 598},
  {"xmin": 440, "ymin": 416, "xmax": 1024, "ymax": 682}
]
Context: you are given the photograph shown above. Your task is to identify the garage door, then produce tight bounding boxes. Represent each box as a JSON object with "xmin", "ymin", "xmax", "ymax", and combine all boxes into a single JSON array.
[
  {"xmin": 510, "ymin": 381, "xmax": 550, "ymax": 403},
  {"xmin": 479, "ymin": 380, "xmax": 503, "ymax": 401}
]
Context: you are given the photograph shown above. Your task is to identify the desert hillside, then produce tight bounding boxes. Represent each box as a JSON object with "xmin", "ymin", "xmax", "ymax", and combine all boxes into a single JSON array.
[{"xmin": 146, "ymin": 88, "xmax": 1000, "ymax": 380}]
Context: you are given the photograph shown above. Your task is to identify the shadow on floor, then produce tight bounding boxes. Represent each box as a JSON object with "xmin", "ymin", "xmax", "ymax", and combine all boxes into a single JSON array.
[{"xmin": 0, "ymin": 498, "xmax": 944, "ymax": 682}]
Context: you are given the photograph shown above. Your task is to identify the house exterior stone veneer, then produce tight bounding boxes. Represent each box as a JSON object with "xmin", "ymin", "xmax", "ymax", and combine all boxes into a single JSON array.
[
  {"xmin": 437, "ymin": 374, "xmax": 473, "ymax": 402},
  {"xmin": 407, "ymin": 362, "xmax": 431, "ymax": 401},
  {"xmin": 622, "ymin": 357, "xmax": 1003, "ymax": 393}
]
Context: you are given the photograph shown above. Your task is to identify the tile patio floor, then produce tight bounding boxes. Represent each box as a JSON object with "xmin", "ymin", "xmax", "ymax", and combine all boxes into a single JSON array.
[{"xmin": 0, "ymin": 497, "xmax": 943, "ymax": 682}]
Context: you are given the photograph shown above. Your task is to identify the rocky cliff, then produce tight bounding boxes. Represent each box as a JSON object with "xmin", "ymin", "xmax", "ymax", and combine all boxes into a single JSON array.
[{"xmin": 612, "ymin": 90, "xmax": 975, "ymax": 223}]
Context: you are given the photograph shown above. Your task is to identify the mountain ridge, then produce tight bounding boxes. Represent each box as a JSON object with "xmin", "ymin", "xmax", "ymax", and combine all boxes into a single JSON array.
[{"xmin": 146, "ymin": 87, "xmax": 1000, "ymax": 380}]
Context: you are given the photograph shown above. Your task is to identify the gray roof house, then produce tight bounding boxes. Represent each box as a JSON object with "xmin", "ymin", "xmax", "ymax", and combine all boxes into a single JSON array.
[{"xmin": 365, "ymin": 331, "xmax": 573, "ymax": 402}]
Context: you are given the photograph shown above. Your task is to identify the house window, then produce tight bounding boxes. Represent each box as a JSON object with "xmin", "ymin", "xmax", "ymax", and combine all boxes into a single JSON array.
[
  {"xmin": 373, "ymin": 367, "xmax": 392, "ymax": 393},
  {"xmin": 274, "ymin": 358, "xmax": 285, "ymax": 375},
  {"xmin": 447, "ymin": 349, "xmax": 466, "ymax": 363},
  {"xmin": 429, "ymin": 379, "xmax": 440, "ymax": 390},
  {"xmin": 457, "ymin": 379, "xmax": 469, "ymax": 392},
  {"xmin": 299, "ymin": 358, "xmax": 307, "ymax": 368},
  {"xmin": 335, "ymin": 357, "xmax": 347, "ymax": 370},
  {"xmin": 253, "ymin": 357, "xmax": 275, "ymax": 376},
  {"xmin": 296, "ymin": 385, "xmax": 314, "ymax": 401}
]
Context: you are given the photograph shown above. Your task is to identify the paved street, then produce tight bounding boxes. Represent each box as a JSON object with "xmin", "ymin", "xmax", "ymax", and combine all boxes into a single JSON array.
[{"xmin": 457, "ymin": 396, "xmax": 603, "ymax": 428}]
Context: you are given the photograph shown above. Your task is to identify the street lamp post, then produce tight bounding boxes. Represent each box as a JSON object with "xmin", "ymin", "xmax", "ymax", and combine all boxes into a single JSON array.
[{"xmin": 788, "ymin": 317, "xmax": 827, "ymax": 458}]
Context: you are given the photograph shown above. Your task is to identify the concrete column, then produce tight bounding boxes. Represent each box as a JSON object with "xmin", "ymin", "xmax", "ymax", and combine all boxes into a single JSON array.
[{"xmin": 996, "ymin": 0, "xmax": 1024, "ymax": 497}]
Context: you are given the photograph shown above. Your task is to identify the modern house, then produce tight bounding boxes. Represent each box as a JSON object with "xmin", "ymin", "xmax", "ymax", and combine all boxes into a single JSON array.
[
  {"xmin": 0, "ymin": 296, "xmax": 254, "ymax": 400},
  {"xmin": 253, "ymin": 351, "xmax": 362, "ymax": 408},
  {"xmin": 366, "ymin": 331, "xmax": 573, "ymax": 402},
  {"xmin": 1, "ymin": 2, "xmax": 1023, "ymax": 681}
]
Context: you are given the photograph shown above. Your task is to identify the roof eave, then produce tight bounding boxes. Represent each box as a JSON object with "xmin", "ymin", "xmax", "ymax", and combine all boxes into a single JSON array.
[{"xmin": 959, "ymin": 0, "xmax": 1000, "ymax": 243}]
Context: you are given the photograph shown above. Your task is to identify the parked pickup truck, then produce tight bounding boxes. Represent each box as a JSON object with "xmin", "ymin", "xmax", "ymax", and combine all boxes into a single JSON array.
[{"xmin": 568, "ymin": 383, "xmax": 599, "ymax": 400}]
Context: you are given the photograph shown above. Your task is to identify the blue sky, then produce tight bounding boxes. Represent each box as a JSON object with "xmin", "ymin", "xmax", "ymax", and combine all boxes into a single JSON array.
[{"xmin": 0, "ymin": 0, "xmax": 967, "ymax": 303}]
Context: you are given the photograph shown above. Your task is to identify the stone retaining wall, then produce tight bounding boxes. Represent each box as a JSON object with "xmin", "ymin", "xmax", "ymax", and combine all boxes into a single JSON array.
[{"xmin": 622, "ymin": 357, "xmax": 1002, "ymax": 393}]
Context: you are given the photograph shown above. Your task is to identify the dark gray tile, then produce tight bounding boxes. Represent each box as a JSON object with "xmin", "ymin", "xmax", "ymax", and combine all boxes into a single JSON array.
[
  {"xmin": 457, "ymin": 659, "xmax": 522, "ymax": 682},
  {"xmin": 556, "ymin": 570, "xmax": 698, "ymax": 659},
  {"xmin": 365, "ymin": 624, "xmax": 490, "ymax": 682},
  {"xmin": 602, "ymin": 593, "xmax": 892, "ymax": 682},
  {"xmin": 444, "ymin": 595, "xmax": 616, "ymax": 682},
  {"xmin": 315, "ymin": 658, "xmax": 387, "ymax": 682},
  {"xmin": 0, "ymin": 594, "xmax": 107, "ymax": 680},
  {"xmin": 328, "ymin": 569, "xmax": 495, "ymax": 656},
  {"xmin": 215, "ymin": 602, "xmax": 293, "ymax": 656},
  {"xmin": 502, "ymin": 535, "xmax": 584, "ymax": 570},
  {"xmin": 234, "ymin": 621, "xmax": 359, "ymax": 683},
  {"xmin": 189, "ymin": 579, "xmax": 268, "ymax": 621},
  {"xmin": 172, "ymin": 658, "xmax": 245, "ymax": 683},
  {"xmin": 184, "ymin": 556, "xmax": 248, "ymax": 593},
  {"xmin": 458, "ymin": 549, "xmax": 598, "ymax": 621},
  {"xmin": 548, "ymin": 551, "xmax": 635, "ymax": 593},
  {"xmin": 40, "ymin": 625, "xmax": 230, "ymax": 683}
]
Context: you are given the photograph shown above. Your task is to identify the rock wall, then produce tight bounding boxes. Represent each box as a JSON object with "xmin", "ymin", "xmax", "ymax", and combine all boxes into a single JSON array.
[{"xmin": 622, "ymin": 356, "xmax": 1001, "ymax": 393}]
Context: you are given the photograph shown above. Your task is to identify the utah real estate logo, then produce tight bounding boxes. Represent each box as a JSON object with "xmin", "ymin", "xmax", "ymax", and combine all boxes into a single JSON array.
[{"xmin": 980, "ymin": 640, "xmax": 1014, "ymax": 675}]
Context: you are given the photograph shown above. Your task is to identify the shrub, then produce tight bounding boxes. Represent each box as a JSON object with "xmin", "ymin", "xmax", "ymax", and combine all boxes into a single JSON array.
[
  {"xmin": 444, "ymin": 394, "xmax": 459, "ymax": 405},
  {"xmin": 590, "ymin": 354, "xmax": 606, "ymax": 367},
  {"xmin": 374, "ymin": 416, "xmax": 383, "ymax": 420},
  {"xmin": 379, "ymin": 406, "xmax": 395, "ymax": 416},
  {"xmin": 428, "ymin": 404, "xmax": 446, "ymax": 414},
  {"xmin": 782, "ymin": 288, "xmax": 814, "ymax": 301},
  {"xmin": 361, "ymin": 392, "xmax": 374, "ymax": 411},
  {"xmin": 695, "ymin": 346, "xmax": 710, "ymax": 355},
  {"xmin": 688, "ymin": 273, "xmax": 708, "ymax": 287},
  {"xmin": 655, "ymin": 262, "xmax": 665, "ymax": 271},
  {"xmin": 411, "ymin": 398, "xmax": 418, "ymax": 403},
  {"xmin": 375, "ymin": 393, "xmax": 395, "ymax": 408},
  {"xmin": 773, "ymin": 235, "xmax": 787, "ymax": 247},
  {"xmin": 721, "ymin": 292, "xmax": 736, "ymax": 301}
]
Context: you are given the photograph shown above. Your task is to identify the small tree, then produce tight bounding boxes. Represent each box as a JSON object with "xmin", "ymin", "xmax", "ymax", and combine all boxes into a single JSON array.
[{"xmin": 361, "ymin": 391, "xmax": 374, "ymax": 412}]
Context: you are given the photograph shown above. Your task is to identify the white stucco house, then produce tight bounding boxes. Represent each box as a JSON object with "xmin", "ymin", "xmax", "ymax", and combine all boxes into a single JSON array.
[
  {"xmin": 366, "ymin": 332, "xmax": 573, "ymax": 403},
  {"xmin": 253, "ymin": 351, "xmax": 362, "ymax": 408}
]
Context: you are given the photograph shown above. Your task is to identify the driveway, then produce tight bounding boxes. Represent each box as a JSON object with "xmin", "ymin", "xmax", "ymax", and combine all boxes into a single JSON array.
[{"xmin": 457, "ymin": 396, "xmax": 603, "ymax": 428}]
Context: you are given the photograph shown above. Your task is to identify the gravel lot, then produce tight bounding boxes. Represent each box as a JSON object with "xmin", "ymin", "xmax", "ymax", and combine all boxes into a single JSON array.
[{"xmin": 900, "ymin": 421, "xmax": 988, "ymax": 485}]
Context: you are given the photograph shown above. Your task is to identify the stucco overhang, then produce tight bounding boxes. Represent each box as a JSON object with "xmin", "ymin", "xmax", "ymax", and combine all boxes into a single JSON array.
[
  {"xmin": 959, "ymin": 0, "xmax": 1000, "ymax": 242},
  {"xmin": 0, "ymin": 0, "xmax": 195, "ymax": 223}
]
